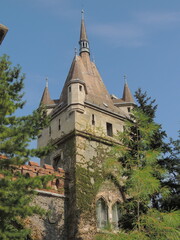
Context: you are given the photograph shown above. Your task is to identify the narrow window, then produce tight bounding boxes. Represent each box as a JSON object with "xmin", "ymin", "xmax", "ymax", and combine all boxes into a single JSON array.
[
  {"xmin": 69, "ymin": 86, "xmax": 71, "ymax": 92},
  {"xmin": 112, "ymin": 202, "xmax": 121, "ymax": 229},
  {"xmin": 79, "ymin": 85, "xmax": 82, "ymax": 91},
  {"xmin": 106, "ymin": 122, "xmax": 113, "ymax": 136},
  {"xmin": 128, "ymin": 107, "xmax": 131, "ymax": 112},
  {"xmin": 92, "ymin": 114, "xmax": 95, "ymax": 125},
  {"xmin": 53, "ymin": 155, "xmax": 61, "ymax": 170},
  {"xmin": 96, "ymin": 198, "xmax": 108, "ymax": 229},
  {"xmin": 58, "ymin": 119, "xmax": 61, "ymax": 130},
  {"xmin": 49, "ymin": 126, "xmax": 51, "ymax": 136},
  {"xmin": 55, "ymin": 179, "xmax": 60, "ymax": 190}
]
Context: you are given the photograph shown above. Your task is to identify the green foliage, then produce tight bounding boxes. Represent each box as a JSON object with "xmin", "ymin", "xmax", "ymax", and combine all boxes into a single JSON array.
[
  {"xmin": 76, "ymin": 155, "xmax": 104, "ymax": 215},
  {"xmin": 160, "ymin": 132, "xmax": 180, "ymax": 210},
  {"xmin": 95, "ymin": 231, "xmax": 148, "ymax": 240},
  {"xmin": 102, "ymin": 107, "xmax": 180, "ymax": 239},
  {"xmin": 140, "ymin": 209, "xmax": 180, "ymax": 240},
  {"xmin": 135, "ymin": 89, "xmax": 180, "ymax": 210},
  {"xmin": 0, "ymin": 55, "xmax": 52, "ymax": 239}
]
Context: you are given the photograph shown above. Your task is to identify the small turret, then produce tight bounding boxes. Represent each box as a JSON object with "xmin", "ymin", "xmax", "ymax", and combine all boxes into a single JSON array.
[
  {"xmin": 122, "ymin": 81, "xmax": 134, "ymax": 103},
  {"xmin": 111, "ymin": 77, "xmax": 135, "ymax": 114},
  {"xmin": 40, "ymin": 78, "xmax": 58, "ymax": 115},
  {"xmin": 67, "ymin": 55, "xmax": 86, "ymax": 113},
  {"xmin": 40, "ymin": 78, "xmax": 52, "ymax": 105}
]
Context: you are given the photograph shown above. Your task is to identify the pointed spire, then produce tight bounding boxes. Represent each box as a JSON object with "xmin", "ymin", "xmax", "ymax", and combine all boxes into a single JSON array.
[
  {"xmin": 40, "ymin": 78, "xmax": 52, "ymax": 105},
  {"xmin": 122, "ymin": 79, "xmax": 134, "ymax": 103},
  {"xmin": 79, "ymin": 10, "xmax": 90, "ymax": 55}
]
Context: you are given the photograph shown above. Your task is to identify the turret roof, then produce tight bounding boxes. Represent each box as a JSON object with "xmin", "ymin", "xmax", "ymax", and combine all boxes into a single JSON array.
[
  {"xmin": 40, "ymin": 80, "xmax": 55, "ymax": 105},
  {"xmin": 122, "ymin": 82, "xmax": 134, "ymax": 103},
  {"xmin": 59, "ymin": 12, "xmax": 129, "ymax": 117}
]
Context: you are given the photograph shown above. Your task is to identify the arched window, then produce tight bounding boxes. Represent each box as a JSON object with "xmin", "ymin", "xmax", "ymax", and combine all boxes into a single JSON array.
[
  {"xmin": 55, "ymin": 179, "xmax": 60, "ymax": 190},
  {"xmin": 112, "ymin": 202, "xmax": 121, "ymax": 229},
  {"xmin": 96, "ymin": 198, "xmax": 108, "ymax": 229}
]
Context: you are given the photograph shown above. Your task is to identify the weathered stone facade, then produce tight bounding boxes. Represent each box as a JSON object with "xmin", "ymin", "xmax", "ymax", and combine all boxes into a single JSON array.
[
  {"xmin": 37, "ymin": 12, "xmax": 135, "ymax": 240},
  {"xmin": 26, "ymin": 191, "xmax": 65, "ymax": 240}
]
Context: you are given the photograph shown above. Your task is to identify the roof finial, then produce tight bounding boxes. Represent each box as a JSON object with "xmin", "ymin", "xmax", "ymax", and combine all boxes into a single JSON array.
[
  {"xmin": 124, "ymin": 75, "xmax": 127, "ymax": 84},
  {"xmin": 81, "ymin": 9, "xmax": 84, "ymax": 20},
  {"xmin": 46, "ymin": 77, "xmax": 48, "ymax": 88},
  {"xmin": 75, "ymin": 47, "xmax": 77, "ymax": 56}
]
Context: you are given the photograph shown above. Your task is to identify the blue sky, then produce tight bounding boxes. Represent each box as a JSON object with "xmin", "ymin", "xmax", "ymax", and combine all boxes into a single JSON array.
[{"xmin": 1, "ymin": 0, "xmax": 180, "ymax": 145}]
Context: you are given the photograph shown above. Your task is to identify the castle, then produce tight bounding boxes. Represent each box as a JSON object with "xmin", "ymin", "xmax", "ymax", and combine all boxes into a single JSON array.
[{"xmin": 37, "ymin": 11, "xmax": 135, "ymax": 240}]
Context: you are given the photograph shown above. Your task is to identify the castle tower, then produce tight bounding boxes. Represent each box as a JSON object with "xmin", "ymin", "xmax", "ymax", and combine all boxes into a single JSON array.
[{"xmin": 38, "ymin": 11, "xmax": 135, "ymax": 240}]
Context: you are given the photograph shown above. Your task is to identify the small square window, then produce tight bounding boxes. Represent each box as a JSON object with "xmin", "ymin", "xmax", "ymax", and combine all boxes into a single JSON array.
[{"xmin": 106, "ymin": 122, "xmax": 113, "ymax": 136}]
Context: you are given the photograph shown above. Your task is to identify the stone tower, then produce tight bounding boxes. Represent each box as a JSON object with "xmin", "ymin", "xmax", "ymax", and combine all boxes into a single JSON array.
[{"xmin": 38, "ymin": 11, "xmax": 135, "ymax": 240}]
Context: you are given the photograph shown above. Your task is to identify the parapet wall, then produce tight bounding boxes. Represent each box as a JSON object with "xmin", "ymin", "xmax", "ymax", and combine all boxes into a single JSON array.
[
  {"xmin": 0, "ymin": 155, "xmax": 66, "ymax": 240},
  {"xmin": 20, "ymin": 161, "xmax": 65, "ymax": 195}
]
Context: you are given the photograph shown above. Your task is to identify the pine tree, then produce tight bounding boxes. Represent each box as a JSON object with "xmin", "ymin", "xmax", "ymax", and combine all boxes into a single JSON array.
[
  {"xmin": 161, "ymin": 131, "xmax": 180, "ymax": 210},
  {"xmin": 134, "ymin": 88, "xmax": 180, "ymax": 210},
  {"xmin": 102, "ymin": 108, "xmax": 180, "ymax": 240},
  {"xmin": 0, "ymin": 55, "xmax": 52, "ymax": 239}
]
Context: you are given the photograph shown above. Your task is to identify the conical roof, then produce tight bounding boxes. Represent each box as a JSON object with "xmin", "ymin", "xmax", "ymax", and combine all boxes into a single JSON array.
[
  {"xmin": 80, "ymin": 19, "xmax": 88, "ymax": 41},
  {"xmin": 40, "ymin": 80, "xmax": 55, "ymax": 105},
  {"xmin": 59, "ymin": 11, "xmax": 128, "ymax": 118},
  {"xmin": 122, "ymin": 82, "xmax": 134, "ymax": 103},
  {"xmin": 59, "ymin": 55, "xmax": 86, "ymax": 105},
  {"xmin": 80, "ymin": 10, "xmax": 88, "ymax": 41}
]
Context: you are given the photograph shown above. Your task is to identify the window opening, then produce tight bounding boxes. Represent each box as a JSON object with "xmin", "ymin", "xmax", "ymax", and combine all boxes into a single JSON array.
[
  {"xmin": 79, "ymin": 85, "xmax": 82, "ymax": 91},
  {"xmin": 106, "ymin": 122, "xmax": 113, "ymax": 136},
  {"xmin": 92, "ymin": 114, "xmax": 95, "ymax": 125},
  {"xmin": 55, "ymin": 179, "xmax": 60, "ymax": 190},
  {"xmin": 58, "ymin": 119, "xmax": 61, "ymax": 130},
  {"xmin": 69, "ymin": 86, "xmax": 71, "ymax": 92},
  {"xmin": 128, "ymin": 107, "xmax": 131, "ymax": 112},
  {"xmin": 25, "ymin": 173, "xmax": 30, "ymax": 178},
  {"xmin": 53, "ymin": 155, "xmax": 61, "ymax": 170},
  {"xmin": 96, "ymin": 198, "xmax": 108, "ymax": 229},
  {"xmin": 49, "ymin": 126, "xmax": 51, "ymax": 136},
  {"xmin": 112, "ymin": 202, "xmax": 121, "ymax": 229}
]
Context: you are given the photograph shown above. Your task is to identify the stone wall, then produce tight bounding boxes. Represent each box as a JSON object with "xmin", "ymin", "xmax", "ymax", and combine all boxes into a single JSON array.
[{"xmin": 26, "ymin": 191, "xmax": 65, "ymax": 240}]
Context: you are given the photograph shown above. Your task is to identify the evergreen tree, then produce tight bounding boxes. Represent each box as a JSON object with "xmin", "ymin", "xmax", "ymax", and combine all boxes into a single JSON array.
[
  {"xmin": 102, "ymin": 108, "xmax": 180, "ymax": 240},
  {"xmin": 134, "ymin": 88, "xmax": 168, "ymax": 152},
  {"xmin": 161, "ymin": 131, "xmax": 180, "ymax": 210},
  {"xmin": 0, "ymin": 55, "xmax": 52, "ymax": 239},
  {"xmin": 134, "ymin": 88, "xmax": 180, "ymax": 210}
]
